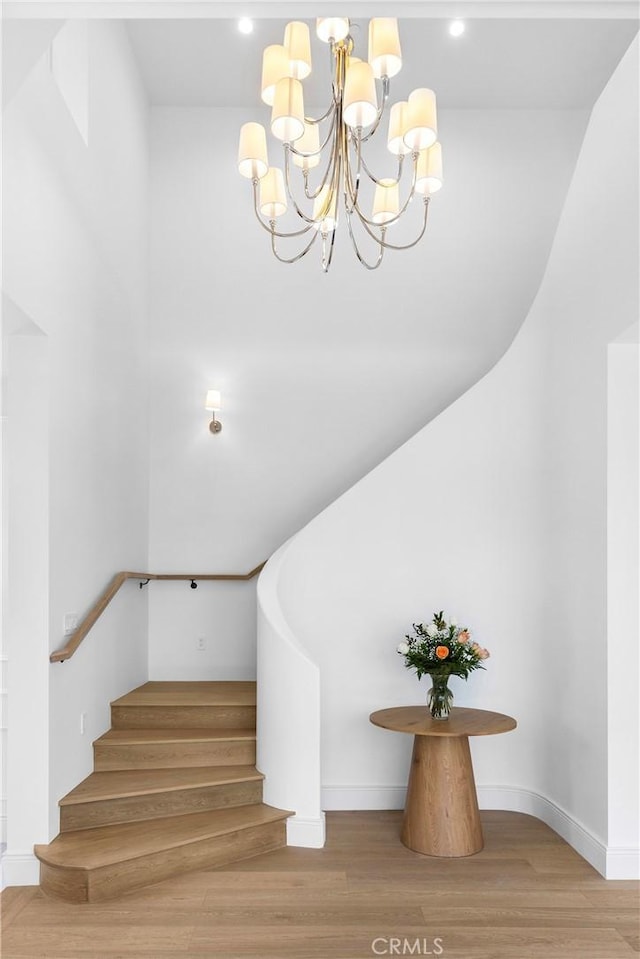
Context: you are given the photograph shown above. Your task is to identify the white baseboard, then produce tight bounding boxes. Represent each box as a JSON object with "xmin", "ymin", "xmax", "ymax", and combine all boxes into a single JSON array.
[
  {"xmin": 320, "ymin": 783, "xmax": 639, "ymax": 880},
  {"xmin": 476, "ymin": 785, "xmax": 610, "ymax": 877},
  {"xmin": 1, "ymin": 851, "xmax": 39, "ymax": 889},
  {"xmin": 605, "ymin": 845, "xmax": 640, "ymax": 880},
  {"xmin": 286, "ymin": 813, "xmax": 326, "ymax": 848},
  {"xmin": 322, "ymin": 785, "xmax": 406, "ymax": 810}
]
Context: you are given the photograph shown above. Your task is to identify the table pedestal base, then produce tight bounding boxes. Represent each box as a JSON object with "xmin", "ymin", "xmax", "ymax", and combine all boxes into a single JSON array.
[{"xmin": 401, "ymin": 734, "xmax": 483, "ymax": 857}]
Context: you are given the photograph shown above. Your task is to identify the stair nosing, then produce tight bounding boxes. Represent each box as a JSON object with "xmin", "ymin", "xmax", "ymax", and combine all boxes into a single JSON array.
[
  {"xmin": 111, "ymin": 682, "xmax": 257, "ymax": 708},
  {"xmin": 36, "ymin": 805, "xmax": 291, "ymax": 871},
  {"xmin": 94, "ymin": 728, "xmax": 256, "ymax": 746},
  {"xmin": 59, "ymin": 766, "xmax": 265, "ymax": 806}
]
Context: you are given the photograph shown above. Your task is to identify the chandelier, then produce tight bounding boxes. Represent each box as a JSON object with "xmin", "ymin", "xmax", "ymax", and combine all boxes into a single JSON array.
[{"xmin": 237, "ymin": 17, "xmax": 443, "ymax": 272}]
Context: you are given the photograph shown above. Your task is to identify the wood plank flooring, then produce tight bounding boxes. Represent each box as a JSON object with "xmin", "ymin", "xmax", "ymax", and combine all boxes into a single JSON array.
[{"xmin": 2, "ymin": 811, "xmax": 638, "ymax": 959}]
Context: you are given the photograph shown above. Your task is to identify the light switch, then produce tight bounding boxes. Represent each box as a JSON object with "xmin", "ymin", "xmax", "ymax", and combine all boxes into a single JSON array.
[{"xmin": 63, "ymin": 612, "xmax": 79, "ymax": 636}]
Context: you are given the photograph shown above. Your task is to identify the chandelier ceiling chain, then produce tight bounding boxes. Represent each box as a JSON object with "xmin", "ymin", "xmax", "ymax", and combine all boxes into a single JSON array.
[{"xmin": 237, "ymin": 17, "xmax": 443, "ymax": 272}]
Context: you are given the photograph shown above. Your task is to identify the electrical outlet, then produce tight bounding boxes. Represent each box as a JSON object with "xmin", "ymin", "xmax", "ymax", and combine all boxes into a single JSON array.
[
  {"xmin": 196, "ymin": 636, "xmax": 206, "ymax": 651},
  {"xmin": 63, "ymin": 612, "xmax": 79, "ymax": 636},
  {"xmin": 80, "ymin": 712, "xmax": 87, "ymax": 735}
]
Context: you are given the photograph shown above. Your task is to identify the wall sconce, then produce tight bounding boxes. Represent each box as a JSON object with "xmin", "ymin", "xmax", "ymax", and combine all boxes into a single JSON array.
[{"xmin": 205, "ymin": 389, "xmax": 222, "ymax": 434}]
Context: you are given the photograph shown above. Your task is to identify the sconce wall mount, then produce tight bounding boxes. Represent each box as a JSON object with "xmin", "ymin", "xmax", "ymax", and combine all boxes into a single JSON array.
[{"xmin": 205, "ymin": 389, "xmax": 223, "ymax": 435}]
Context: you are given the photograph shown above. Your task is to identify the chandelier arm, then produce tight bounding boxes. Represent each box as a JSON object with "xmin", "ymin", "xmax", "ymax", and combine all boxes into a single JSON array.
[
  {"xmin": 349, "ymin": 154, "xmax": 420, "ymax": 230},
  {"xmin": 360, "ymin": 152, "xmax": 404, "ymax": 187},
  {"xmin": 356, "ymin": 196, "xmax": 431, "ymax": 251},
  {"xmin": 329, "ymin": 39, "xmax": 341, "ymax": 101},
  {"xmin": 345, "ymin": 209, "xmax": 386, "ymax": 270},
  {"xmin": 283, "ymin": 142, "xmax": 341, "ymax": 222},
  {"xmin": 379, "ymin": 200, "xmax": 430, "ymax": 250},
  {"xmin": 358, "ymin": 76, "xmax": 390, "ymax": 144},
  {"xmin": 303, "ymin": 92, "xmax": 338, "ymax": 126},
  {"xmin": 321, "ymin": 228, "xmax": 337, "ymax": 273},
  {"xmin": 271, "ymin": 227, "xmax": 320, "ymax": 264},
  {"xmin": 283, "ymin": 145, "xmax": 326, "ymax": 224},
  {"xmin": 252, "ymin": 179, "xmax": 315, "ymax": 239},
  {"xmin": 309, "ymin": 39, "xmax": 340, "ymax": 136},
  {"xmin": 301, "ymin": 119, "xmax": 340, "ymax": 201},
  {"xmin": 289, "ymin": 109, "xmax": 337, "ymax": 162},
  {"xmin": 342, "ymin": 125, "xmax": 362, "ymax": 214}
]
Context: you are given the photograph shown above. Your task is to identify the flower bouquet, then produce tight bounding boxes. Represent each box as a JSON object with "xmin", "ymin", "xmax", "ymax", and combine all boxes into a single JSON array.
[{"xmin": 397, "ymin": 610, "xmax": 490, "ymax": 720}]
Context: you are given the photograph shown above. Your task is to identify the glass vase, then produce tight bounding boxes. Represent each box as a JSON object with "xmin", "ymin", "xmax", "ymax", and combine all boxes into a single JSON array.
[{"xmin": 427, "ymin": 672, "xmax": 453, "ymax": 720}]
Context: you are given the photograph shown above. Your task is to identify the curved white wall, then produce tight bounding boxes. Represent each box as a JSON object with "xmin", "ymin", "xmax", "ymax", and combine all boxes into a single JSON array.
[
  {"xmin": 256, "ymin": 541, "xmax": 324, "ymax": 847},
  {"xmin": 257, "ymin": 37, "xmax": 639, "ymax": 877}
]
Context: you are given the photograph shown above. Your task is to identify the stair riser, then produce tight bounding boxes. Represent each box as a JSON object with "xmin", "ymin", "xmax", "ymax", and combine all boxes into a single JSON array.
[
  {"xmin": 94, "ymin": 740, "xmax": 256, "ymax": 771},
  {"xmin": 111, "ymin": 705, "xmax": 256, "ymax": 730},
  {"xmin": 60, "ymin": 780, "xmax": 264, "ymax": 831},
  {"xmin": 39, "ymin": 863, "xmax": 88, "ymax": 904},
  {"xmin": 39, "ymin": 821, "xmax": 287, "ymax": 903}
]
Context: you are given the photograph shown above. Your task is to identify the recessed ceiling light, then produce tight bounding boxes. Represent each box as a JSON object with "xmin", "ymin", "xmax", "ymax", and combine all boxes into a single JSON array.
[
  {"xmin": 449, "ymin": 20, "xmax": 466, "ymax": 38},
  {"xmin": 238, "ymin": 18, "xmax": 254, "ymax": 35}
]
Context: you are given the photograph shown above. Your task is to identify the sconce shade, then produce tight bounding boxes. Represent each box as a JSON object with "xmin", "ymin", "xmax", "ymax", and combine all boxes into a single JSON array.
[
  {"xmin": 387, "ymin": 101, "xmax": 410, "ymax": 156},
  {"xmin": 205, "ymin": 390, "xmax": 222, "ymax": 411},
  {"xmin": 237, "ymin": 122, "xmax": 269, "ymax": 179},
  {"xmin": 271, "ymin": 77, "xmax": 305, "ymax": 143},
  {"xmin": 316, "ymin": 18, "xmax": 350, "ymax": 43},
  {"xmin": 372, "ymin": 178, "xmax": 400, "ymax": 225},
  {"xmin": 343, "ymin": 61, "xmax": 378, "ymax": 129},
  {"xmin": 368, "ymin": 18, "xmax": 402, "ymax": 79},
  {"xmin": 284, "ymin": 21, "xmax": 312, "ymax": 80},
  {"xmin": 292, "ymin": 121, "xmax": 321, "ymax": 170},
  {"xmin": 403, "ymin": 88, "xmax": 437, "ymax": 151},
  {"xmin": 261, "ymin": 45, "xmax": 290, "ymax": 106},
  {"xmin": 260, "ymin": 167, "xmax": 287, "ymax": 218},
  {"xmin": 415, "ymin": 142, "xmax": 443, "ymax": 195}
]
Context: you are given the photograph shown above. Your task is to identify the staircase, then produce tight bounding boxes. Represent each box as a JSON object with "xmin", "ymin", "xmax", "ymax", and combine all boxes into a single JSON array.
[{"xmin": 35, "ymin": 681, "xmax": 291, "ymax": 902}]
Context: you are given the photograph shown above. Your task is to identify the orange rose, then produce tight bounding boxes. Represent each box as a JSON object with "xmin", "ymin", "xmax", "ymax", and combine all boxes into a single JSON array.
[{"xmin": 435, "ymin": 645, "xmax": 450, "ymax": 660}]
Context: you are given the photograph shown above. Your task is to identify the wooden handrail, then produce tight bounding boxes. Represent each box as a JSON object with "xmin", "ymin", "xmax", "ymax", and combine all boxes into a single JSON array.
[{"xmin": 50, "ymin": 563, "xmax": 266, "ymax": 663}]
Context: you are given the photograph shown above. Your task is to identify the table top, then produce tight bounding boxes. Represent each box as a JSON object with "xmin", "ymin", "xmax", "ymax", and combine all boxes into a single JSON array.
[{"xmin": 369, "ymin": 706, "xmax": 517, "ymax": 738}]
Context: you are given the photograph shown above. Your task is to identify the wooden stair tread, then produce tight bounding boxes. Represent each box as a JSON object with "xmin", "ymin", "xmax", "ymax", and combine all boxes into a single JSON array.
[
  {"xmin": 112, "ymin": 681, "xmax": 256, "ymax": 707},
  {"xmin": 60, "ymin": 766, "xmax": 264, "ymax": 806},
  {"xmin": 95, "ymin": 728, "xmax": 255, "ymax": 745},
  {"xmin": 36, "ymin": 804, "xmax": 290, "ymax": 870}
]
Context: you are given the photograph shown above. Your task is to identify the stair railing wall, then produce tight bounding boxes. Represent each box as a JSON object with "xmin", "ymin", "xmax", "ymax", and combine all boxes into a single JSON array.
[{"xmin": 50, "ymin": 565, "xmax": 266, "ymax": 663}]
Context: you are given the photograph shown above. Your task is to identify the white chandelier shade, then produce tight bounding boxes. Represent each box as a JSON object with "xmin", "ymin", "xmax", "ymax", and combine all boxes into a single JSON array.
[
  {"xmin": 261, "ymin": 45, "xmax": 290, "ymax": 106},
  {"xmin": 316, "ymin": 18, "xmax": 350, "ymax": 43},
  {"xmin": 238, "ymin": 16, "xmax": 444, "ymax": 271},
  {"xmin": 368, "ymin": 18, "xmax": 402, "ymax": 79}
]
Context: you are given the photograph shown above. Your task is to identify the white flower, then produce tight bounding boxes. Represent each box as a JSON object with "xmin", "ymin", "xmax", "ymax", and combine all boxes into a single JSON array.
[
  {"xmin": 450, "ymin": 617, "xmax": 457, "ymax": 627},
  {"xmin": 426, "ymin": 624, "xmax": 439, "ymax": 637},
  {"xmin": 396, "ymin": 642, "xmax": 410, "ymax": 655}
]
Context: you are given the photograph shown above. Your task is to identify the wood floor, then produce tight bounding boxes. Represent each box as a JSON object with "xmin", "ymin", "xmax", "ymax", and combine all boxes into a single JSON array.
[{"xmin": 2, "ymin": 811, "xmax": 638, "ymax": 959}]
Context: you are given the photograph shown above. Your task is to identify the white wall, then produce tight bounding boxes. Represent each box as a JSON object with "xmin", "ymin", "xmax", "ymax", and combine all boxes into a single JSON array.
[
  {"xmin": 1, "ymin": 20, "xmax": 150, "ymax": 883},
  {"xmin": 147, "ymin": 104, "xmax": 587, "ymax": 680},
  {"xmin": 607, "ymin": 324, "xmax": 639, "ymax": 877},
  {"xmin": 259, "ymin": 37, "xmax": 639, "ymax": 877}
]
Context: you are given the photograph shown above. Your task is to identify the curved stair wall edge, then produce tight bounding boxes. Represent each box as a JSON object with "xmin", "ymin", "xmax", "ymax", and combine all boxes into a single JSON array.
[{"xmin": 256, "ymin": 541, "xmax": 325, "ymax": 848}]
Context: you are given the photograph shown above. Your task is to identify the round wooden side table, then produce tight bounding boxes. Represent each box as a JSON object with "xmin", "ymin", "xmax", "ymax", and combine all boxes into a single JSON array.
[{"xmin": 369, "ymin": 706, "xmax": 517, "ymax": 858}]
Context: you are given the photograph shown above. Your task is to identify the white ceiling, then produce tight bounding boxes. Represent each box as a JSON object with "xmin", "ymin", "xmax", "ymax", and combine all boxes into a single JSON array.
[{"xmin": 126, "ymin": 17, "xmax": 637, "ymax": 109}]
